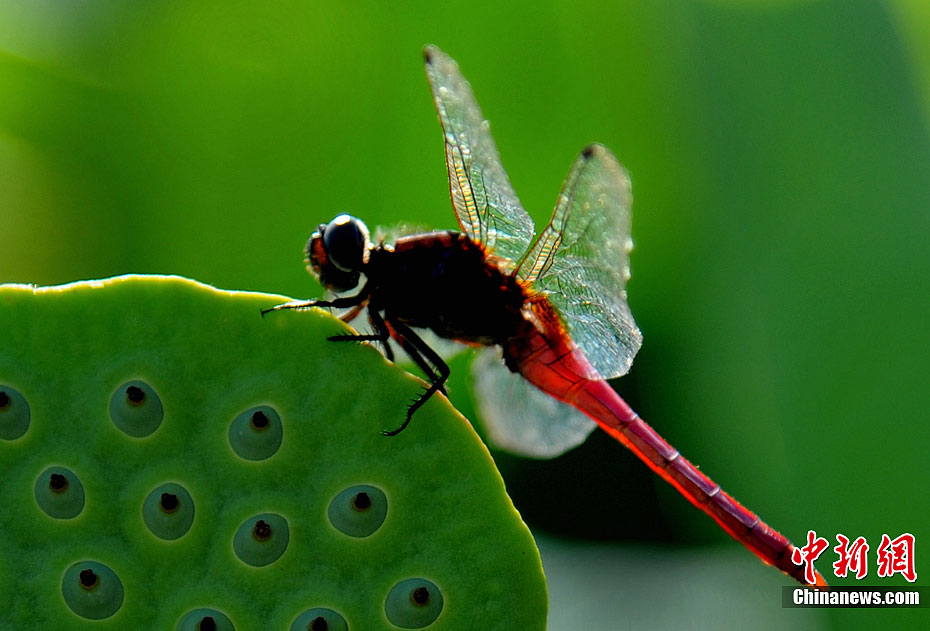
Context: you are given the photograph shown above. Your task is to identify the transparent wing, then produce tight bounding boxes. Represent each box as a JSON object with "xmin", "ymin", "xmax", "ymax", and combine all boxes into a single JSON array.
[
  {"xmin": 424, "ymin": 45, "xmax": 535, "ymax": 269},
  {"xmin": 372, "ymin": 222, "xmax": 434, "ymax": 244},
  {"xmin": 517, "ymin": 144, "xmax": 642, "ymax": 378},
  {"xmin": 471, "ymin": 348, "xmax": 596, "ymax": 458}
]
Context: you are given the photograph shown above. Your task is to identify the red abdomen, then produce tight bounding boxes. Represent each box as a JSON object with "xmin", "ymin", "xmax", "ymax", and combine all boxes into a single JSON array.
[{"xmin": 504, "ymin": 300, "xmax": 826, "ymax": 587}]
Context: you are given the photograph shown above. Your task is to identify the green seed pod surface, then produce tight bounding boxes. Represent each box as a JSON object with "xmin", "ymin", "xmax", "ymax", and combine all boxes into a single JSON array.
[{"xmin": 0, "ymin": 275, "xmax": 546, "ymax": 629}]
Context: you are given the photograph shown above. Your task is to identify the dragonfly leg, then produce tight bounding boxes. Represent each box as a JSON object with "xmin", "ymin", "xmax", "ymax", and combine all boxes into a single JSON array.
[
  {"xmin": 373, "ymin": 311, "xmax": 395, "ymax": 362},
  {"xmin": 327, "ymin": 306, "xmax": 390, "ymax": 345},
  {"xmin": 260, "ymin": 283, "xmax": 371, "ymax": 317},
  {"xmin": 326, "ymin": 307, "xmax": 395, "ymax": 362},
  {"xmin": 389, "ymin": 325, "xmax": 446, "ymax": 395},
  {"xmin": 381, "ymin": 320, "xmax": 450, "ymax": 436}
]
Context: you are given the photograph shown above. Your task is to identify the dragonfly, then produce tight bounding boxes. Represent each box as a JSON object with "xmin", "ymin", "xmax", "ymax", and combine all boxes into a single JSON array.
[{"xmin": 265, "ymin": 45, "xmax": 826, "ymax": 587}]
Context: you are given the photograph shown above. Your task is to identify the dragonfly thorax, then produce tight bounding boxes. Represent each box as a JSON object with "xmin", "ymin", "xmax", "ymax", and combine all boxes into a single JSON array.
[{"xmin": 306, "ymin": 214, "xmax": 372, "ymax": 292}]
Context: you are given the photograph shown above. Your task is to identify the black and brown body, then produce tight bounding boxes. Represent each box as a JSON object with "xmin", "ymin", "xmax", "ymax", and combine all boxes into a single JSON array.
[{"xmin": 362, "ymin": 231, "xmax": 530, "ymax": 348}]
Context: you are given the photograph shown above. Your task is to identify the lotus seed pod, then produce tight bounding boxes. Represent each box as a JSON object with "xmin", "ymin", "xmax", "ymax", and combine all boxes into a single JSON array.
[{"xmin": 0, "ymin": 275, "xmax": 546, "ymax": 629}]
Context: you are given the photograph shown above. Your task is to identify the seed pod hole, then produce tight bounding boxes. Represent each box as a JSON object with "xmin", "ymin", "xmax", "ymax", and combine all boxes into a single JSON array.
[
  {"xmin": 126, "ymin": 385, "xmax": 145, "ymax": 405},
  {"xmin": 49, "ymin": 473, "xmax": 68, "ymax": 492},
  {"xmin": 35, "ymin": 466, "xmax": 85, "ymax": 519},
  {"xmin": 250, "ymin": 410, "xmax": 269, "ymax": 429},
  {"xmin": 110, "ymin": 380, "xmax": 164, "ymax": 438},
  {"xmin": 177, "ymin": 608, "xmax": 235, "ymax": 631},
  {"xmin": 290, "ymin": 608, "xmax": 349, "ymax": 631},
  {"xmin": 161, "ymin": 492, "xmax": 180, "ymax": 512},
  {"xmin": 327, "ymin": 485, "xmax": 388, "ymax": 538},
  {"xmin": 253, "ymin": 519, "xmax": 272, "ymax": 540},
  {"xmin": 384, "ymin": 578, "xmax": 444, "ymax": 628},
  {"xmin": 61, "ymin": 561, "xmax": 124, "ymax": 620},
  {"xmin": 0, "ymin": 385, "xmax": 30, "ymax": 440},
  {"xmin": 228, "ymin": 405, "xmax": 283, "ymax": 461},
  {"xmin": 353, "ymin": 492, "xmax": 371, "ymax": 511},
  {"xmin": 143, "ymin": 482, "xmax": 195, "ymax": 540},
  {"xmin": 79, "ymin": 569, "xmax": 98, "ymax": 589},
  {"xmin": 233, "ymin": 513, "xmax": 289, "ymax": 567}
]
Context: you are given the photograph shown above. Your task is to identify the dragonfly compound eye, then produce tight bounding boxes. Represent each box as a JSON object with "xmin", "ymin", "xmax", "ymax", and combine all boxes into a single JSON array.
[{"xmin": 322, "ymin": 214, "xmax": 370, "ymax": 273}]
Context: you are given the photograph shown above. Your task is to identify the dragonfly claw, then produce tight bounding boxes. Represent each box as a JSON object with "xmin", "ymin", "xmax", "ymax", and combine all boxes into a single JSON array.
[
  {"xmin": 261, "ymin": 300, "xmax": 321, "ymax": 317},
  {"xmin": 381, "ymin": 416, "xmax": 411, "ymax": 437}
]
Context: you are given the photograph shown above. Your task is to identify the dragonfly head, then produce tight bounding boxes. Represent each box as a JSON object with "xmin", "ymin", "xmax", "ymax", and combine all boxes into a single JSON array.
[{"xmin": 305, "ymin": 214, "xmax": 371, "ymax": 292}]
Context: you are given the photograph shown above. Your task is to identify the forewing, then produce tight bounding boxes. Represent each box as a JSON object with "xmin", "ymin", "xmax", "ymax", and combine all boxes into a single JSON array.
[
  {"xmin": 517, "ymin": 144, "xmax": 642, "ymax": 379},
  {"xmin": 471, "ymin": 348, "xmax": 596, "ymax": 458},
  {"xmin": 424, "ymin": 45, "xmax": 535, "ymax": 269}
]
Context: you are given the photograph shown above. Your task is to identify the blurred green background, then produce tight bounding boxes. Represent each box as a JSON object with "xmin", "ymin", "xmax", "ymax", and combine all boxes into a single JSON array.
[{"xmin": 1, "ymin": 0, "xmax": 927, "ymax": 629}]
